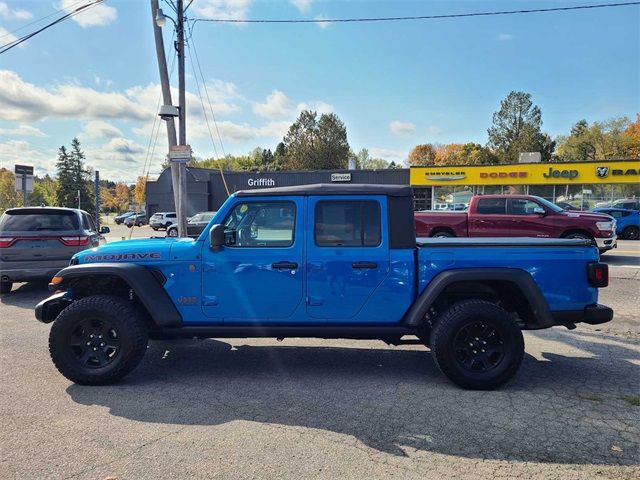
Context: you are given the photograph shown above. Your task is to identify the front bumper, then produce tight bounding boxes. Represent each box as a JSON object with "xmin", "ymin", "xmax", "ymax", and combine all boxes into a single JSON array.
[
  {"xmin": 35, "ymin": 291, "xmax": 72, "ymax": 323},
  {"xmin": 595, "ymin": 235, "xmax": 617, "ymax": 250},
  {"xmin": 551, "ymin": 304, "xmax": 614, "ymax": 327}
]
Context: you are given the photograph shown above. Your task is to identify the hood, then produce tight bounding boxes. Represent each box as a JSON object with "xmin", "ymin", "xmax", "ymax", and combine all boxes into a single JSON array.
[
  {"xmin": 73, "ymin": 237, "xmax": 177, "ymax": 264},
  {"xmin": 559, "ymin": 211, "xmax": 613, "ymax": 221}
]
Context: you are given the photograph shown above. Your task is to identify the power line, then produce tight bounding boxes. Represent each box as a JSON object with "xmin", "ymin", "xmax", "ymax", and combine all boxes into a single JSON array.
[
  {"xmin": 192, "ymin": 2, "xmax": 640, "ymax": 25},
  {"xmin": 0, "ymin": 0, "xmax": 105, "ymax": 54},
  {"xmin": 0, "ymin": 0, "xmax": 90, "ymax": 40}
]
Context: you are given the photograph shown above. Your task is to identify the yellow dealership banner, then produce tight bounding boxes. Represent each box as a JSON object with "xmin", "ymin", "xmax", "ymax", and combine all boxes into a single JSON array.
[{"xmin": 409, "ymin": 160, "xmax": 640, "ymax": 186}]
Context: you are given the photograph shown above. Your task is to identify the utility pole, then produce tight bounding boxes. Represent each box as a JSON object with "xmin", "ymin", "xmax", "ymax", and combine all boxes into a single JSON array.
[
  {"xmin": 176, "ymin": 0, "xmax": 188, "ymax": 237},
  {"xmin": 150, "ymin": 0, "xmax": 182, "ymax": 235},
  {"xmin": 94, "ymin": 170, "xmax": 100, "ymax": 228}
]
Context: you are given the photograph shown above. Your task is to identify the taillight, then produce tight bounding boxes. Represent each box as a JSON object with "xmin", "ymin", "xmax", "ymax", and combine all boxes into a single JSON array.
[
  {"xmin": 59, "ymin": 236, "xmax": 90, "ymax": 247},
  {"xmin": 0, "ymin": 237, "xmax": 15, "ymax": 248},
  {"xmin": 588, "ymin": 262, "xmax": 609, "ymax": 288}
]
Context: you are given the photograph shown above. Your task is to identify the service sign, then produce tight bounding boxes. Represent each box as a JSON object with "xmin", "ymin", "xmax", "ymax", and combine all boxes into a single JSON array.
[
  {"xmin": 410, "ymin": 160, "xmax": 640, "ymax": 186},
  {"xmin": 331, "ymin": 173, "xmax": 352, "ymax": 182}
]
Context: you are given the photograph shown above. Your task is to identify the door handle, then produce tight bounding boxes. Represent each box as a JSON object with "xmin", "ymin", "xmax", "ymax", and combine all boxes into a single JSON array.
[
  {"xmin": 352, "ymin": 261, "xmax": 377, "ymax": 269},
  {"xmin": 272, "ymin": 261, "xmax": 298, "ymax": 270}
]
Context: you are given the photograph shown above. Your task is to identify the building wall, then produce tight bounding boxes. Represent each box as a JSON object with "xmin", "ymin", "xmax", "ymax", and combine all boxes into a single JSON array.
[{"xmin": 146, "ymin": 168, "xmax": 410, "ymax": 214}]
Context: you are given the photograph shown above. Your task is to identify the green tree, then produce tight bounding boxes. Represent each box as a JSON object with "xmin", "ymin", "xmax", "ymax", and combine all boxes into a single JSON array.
[
  {"xmin": 434, "ymin": 143, "xmax": 499, "ymax": 166},
  {"xmin": 284, "ymin": 110, "xmax": 350, "ymax": 170},
  {"xmin": 31, "ymin": 175, "xmax": 58, "ymax": 206},
  {"xmin": 261, "ymin": 149, "xmax": 274, "ymax": 169},
  {"xmin": 487, "ymin": 91, "xmax": 554, "ymax": 162},
  {"xmin": 273, "ymin": 142, "xmax": 287, "ymax": 170},
  {"xmin": 70, "ymin": 138, "xmax": 95, "ymax": 215},
  {"xmin": 556, "ymin": 117, "xmax": 636, "ymax": 161},
  {"xmin": 55, "ymin": 145, "xmax": 75, "ymax": 208},
  {"xmin": 0, "ymin": 168, "xmax": 21, "ymax": 211}
]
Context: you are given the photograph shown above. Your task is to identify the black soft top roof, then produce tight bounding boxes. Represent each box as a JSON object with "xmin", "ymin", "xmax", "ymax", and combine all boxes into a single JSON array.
[{"xmin": 235, "ymin": 183, "xmax": 413, "ymax": 197}]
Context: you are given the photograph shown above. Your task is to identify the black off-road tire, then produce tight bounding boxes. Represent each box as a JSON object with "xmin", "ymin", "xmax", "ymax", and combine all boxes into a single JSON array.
[
  {"xmin": 49, "ymin": 295, "xmax": 148, "ymax": 385},
  {"xmin": 0, "ymin": 280, "xmax": 12, "ymax": 294},
  {"xmin": 430, "ymin": 299, "xmax": 524, "ymax": 390}
]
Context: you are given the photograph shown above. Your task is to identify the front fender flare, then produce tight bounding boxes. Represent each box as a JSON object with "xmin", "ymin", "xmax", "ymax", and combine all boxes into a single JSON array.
[
  {"xmin": 48, "ymin": 263, "xmax": 182, "ymax": 328},
  {"xmin": 402, "ymin": 268, "xmax": 553, "ymax": 328}
]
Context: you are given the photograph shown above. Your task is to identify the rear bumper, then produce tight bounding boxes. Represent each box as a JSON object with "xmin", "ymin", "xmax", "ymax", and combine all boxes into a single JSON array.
[
  {"xmin": 551, "ymin": 304, "xmax": 614, "ymax": 327},
  {"xmin": 595, "ymin": 235, "xmax": 617, "ymax": 250},
  {"xmin": 0, "ymin": 265, "xmax": 67, "ymax": 283}
]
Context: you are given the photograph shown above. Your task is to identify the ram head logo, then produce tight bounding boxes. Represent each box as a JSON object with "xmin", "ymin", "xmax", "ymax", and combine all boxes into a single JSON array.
[{"xmin": 596, "ymin": 166, "xmax": 609, "ymax": 178}]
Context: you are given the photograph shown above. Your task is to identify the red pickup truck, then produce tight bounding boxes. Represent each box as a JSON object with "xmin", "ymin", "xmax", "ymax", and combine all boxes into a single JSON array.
[{"xmin": 415, "ymin": 195, "xmax": 617, "ymax": 252}]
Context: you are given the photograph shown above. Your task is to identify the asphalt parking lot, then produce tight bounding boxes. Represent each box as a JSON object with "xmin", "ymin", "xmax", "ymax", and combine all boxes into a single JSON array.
[{"xmin": 1, "ymin": 237, "xmax": 638, "ymax": 479}]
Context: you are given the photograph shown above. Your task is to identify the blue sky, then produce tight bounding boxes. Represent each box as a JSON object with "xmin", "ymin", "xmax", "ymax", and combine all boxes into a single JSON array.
[{"xmin": 0, "ymin": 0, "xmax": 638, "ymax": 181}]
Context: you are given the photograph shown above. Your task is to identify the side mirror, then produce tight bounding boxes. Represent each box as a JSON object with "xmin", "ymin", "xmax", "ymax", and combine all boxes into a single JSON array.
[
  {"xmin": 532, "ymin": 207, "xmax": 546, "ymax": 215},
  {"xmin": 210, "ymin": 224, "xmax": 224, "ymax": 251},
  {"xmin": 99, "ymin": 226, "xmax": 110, "ymax": 234}
]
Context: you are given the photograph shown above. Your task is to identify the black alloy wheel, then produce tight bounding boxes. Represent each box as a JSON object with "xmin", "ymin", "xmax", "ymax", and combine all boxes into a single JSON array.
[
  {"xmin": 68, "ymin": 317, "xmax": 121, "ymax": 369},
  {"xmin": 453, "ymin": 322, "xmax": 505, "ymax": 373},
  {"xmin": 623, "ymin": 226, "xmax": 639, "ymax": 240}
]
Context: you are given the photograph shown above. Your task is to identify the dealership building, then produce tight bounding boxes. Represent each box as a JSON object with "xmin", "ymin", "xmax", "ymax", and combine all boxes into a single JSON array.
[{"xmin": 145, "ymin": 159, "xmax": 639, "ymax": 215}]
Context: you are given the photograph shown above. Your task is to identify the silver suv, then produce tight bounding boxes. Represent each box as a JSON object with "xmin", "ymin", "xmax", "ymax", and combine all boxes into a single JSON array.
[{"xmin": 0, "ymin": 207, "xmax": 109, "ymax": 293}]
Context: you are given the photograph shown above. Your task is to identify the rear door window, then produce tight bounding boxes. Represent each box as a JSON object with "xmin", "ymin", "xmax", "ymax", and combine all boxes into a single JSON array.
[
  {"xmin": 315, "ymin": 201, "xmax": 381, "ymax": 247},
  {"xmin": 0, "ymin": 210, "xmax": 79, "ymax": 232},
  {"xmin": 476, "ymin": 198, "xmax": 507, "ymax": 215}
]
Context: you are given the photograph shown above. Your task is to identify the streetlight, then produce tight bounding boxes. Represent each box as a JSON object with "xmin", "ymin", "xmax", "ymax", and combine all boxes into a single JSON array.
[{"xmin": 155, "ymin": 8, "xmax": 174, "ymax": 28}]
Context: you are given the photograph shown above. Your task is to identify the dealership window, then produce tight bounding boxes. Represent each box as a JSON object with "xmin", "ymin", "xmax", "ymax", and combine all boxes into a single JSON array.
[
  {"xmin": 433, "ymin": 186, "xmax": 473, "ymax": 210},
  {"xmin": 223, "ymin": 202, "xmax": 295, "ymax": 247},
  {"xmin": 527, "ymin": 184, "xmax": 555, "ymax": 202},
  {"xmin": 315, "ymin": 201, "xmax": 381, "ymax": 247}
]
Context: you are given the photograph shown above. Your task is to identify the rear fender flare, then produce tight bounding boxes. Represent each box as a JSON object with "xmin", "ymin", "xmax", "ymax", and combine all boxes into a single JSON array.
[
  {"xmin": 51, "ymin": 263, "xmax": 182, "ymax": 328},
  {"xmin": 402, "ymin": 268, "xmax": 553, "ymax": 328}
]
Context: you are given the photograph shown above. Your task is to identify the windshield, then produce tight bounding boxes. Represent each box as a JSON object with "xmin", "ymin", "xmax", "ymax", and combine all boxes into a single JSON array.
[
  {"xmin": 0, "ymin": 210, "xmax": 79, "ymax": 232},
  {"xmin": 533, "ymin": 197, "xmax": 564, "ymax": 213}
]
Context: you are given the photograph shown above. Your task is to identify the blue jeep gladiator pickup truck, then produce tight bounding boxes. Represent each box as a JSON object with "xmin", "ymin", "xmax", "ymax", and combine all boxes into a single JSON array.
[{"xmin": 35, "ymin": 184, "xmax": 613, "ymax": 389}]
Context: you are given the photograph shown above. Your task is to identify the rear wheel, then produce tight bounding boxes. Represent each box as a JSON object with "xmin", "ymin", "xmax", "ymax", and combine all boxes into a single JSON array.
[
  {"xmin": 430, "ymin": 299, "xmax": 524, "ymax": 390},
  {"xmin": 0, "ymin": 280, "xmax": 12, "ymax": 294},
  {"xmin": 623, "ymin": 225, "xmax": 639, "ymax": 240},
  {"xmin": 432, "ymin": 230, "xmax": 455, "ymax": 238},
  {"xmin": 49, "ymin": 295, "xmax": 148, "ymax": 385}
]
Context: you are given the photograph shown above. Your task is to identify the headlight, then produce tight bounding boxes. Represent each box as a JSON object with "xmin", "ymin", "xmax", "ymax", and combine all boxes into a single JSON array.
[{"xmin": 596, "ymin": 221, "xmax": 613, "ymax": 231}]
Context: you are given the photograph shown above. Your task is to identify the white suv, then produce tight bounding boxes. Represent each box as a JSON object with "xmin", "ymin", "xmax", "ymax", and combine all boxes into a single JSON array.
[{"xmin": 149, "ymin": 212, "xmax": 176, "ymax": 230}]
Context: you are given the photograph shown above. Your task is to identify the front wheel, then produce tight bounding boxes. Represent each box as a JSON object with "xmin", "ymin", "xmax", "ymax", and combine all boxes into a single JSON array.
[
  {"xmin": 167, "ymin": 227, "xmax": 178, "ymax": 237},
  {"xmin": 49, "ymin": 295, "xmax": 148, "ymax": 385},
  {"xmin": 623, "ymin": 225, "xmax": 639, "ymax": 240},
  {"xmin": 432, "ymin": 230, "xmax": 455, "ymax": 238},
  {"xmin": 430, "ymin": 299, "xmax": 524, "ymax": 390}
]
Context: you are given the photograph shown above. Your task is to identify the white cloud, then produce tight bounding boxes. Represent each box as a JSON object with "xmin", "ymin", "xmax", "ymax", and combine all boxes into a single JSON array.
[
  {"xmin": 0, "ymin": 140, "xmax": 53, "ymax": 175},
  {"xmin": 253, "ymin": 90, "xmax": 293, "ymax": 119},
  {"xmin": 498, "ymin": 33, "xmax": 513, "ymax": 41},
  {"xmin": 57, "ymin": 0, "xmax": 117, "ymax": 27},
  {"xmin": 314, "ymin": 14, "xmax": 330, "ymax": 29},
  {"xmin": 290, "ymin": 0, "xmax": 312, "ymax": 12},
  {"xmin": 389, "ymin": 120, "xmax": 416, "ymax": 136},
  {"xmin": 81, "ymin": 120, "xmax": 122, "ymax": 139},
  {"xmin": 257, "ymin": 121, "xmax": 291, "ymax": 138},
  {"xmin": 0, "ymin": 26, "xmax": 22, "ymax": 47},
  {"xmin": 191, "ymin": 0, "xmax": 251, "ymax": 21},
  {"xmin": 0, "ymin": 2, "xmax": 32, "ymax": 20},
  {"xmin": 0, "ymin": 71, "xmax": 242, "ymax": 125},
  {"xmin": 94, "ymin": 75, "xmax": 113, "ymax": 87},
  {"xmin": 296, "ymin": 101, "xmax": 333, "ymax": 114},
  {"xmin": 0, "ymin": 124, "xmax": 46, "ymax": 137},
  {"xmin": 427, "ymin": 125, "xmax": 443, "ymax": 136},
  {"xmin": 369, "ymin": 147, "xmax": 407, "ymax": 162}
]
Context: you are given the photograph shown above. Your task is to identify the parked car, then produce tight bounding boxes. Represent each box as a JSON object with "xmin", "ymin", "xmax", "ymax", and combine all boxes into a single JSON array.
[
  {"xmin": 149, "ymin": 212, "xmax": 176, "ymax": 230},
  {"xmin": 114, "ymin": 211, "xmax": 136, "ymax": 225},
  {"xmin": 0, "ymin": 207, "xmax": 109, "ymax": 293},
  {"xmin": 124, "ymin": 212, "xmax": 147, "ymax": 228},
  {"xmin": 167, "ymin": 211, "xmax": 217, "ymax": 238},
  {"xmin": 36, "ymin": 184, "xmax": 612, "ymax": 390},
  {"xmin": 414, "ymin": 194, "xmax": 617, "ymax": 253},
  {"xmin": 592, "ymin": 208, "xmax": 640, "ymax": 240},
  {"xmin": 593, "ymin": 198, "xmax": 640, "ymax": 210}
]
